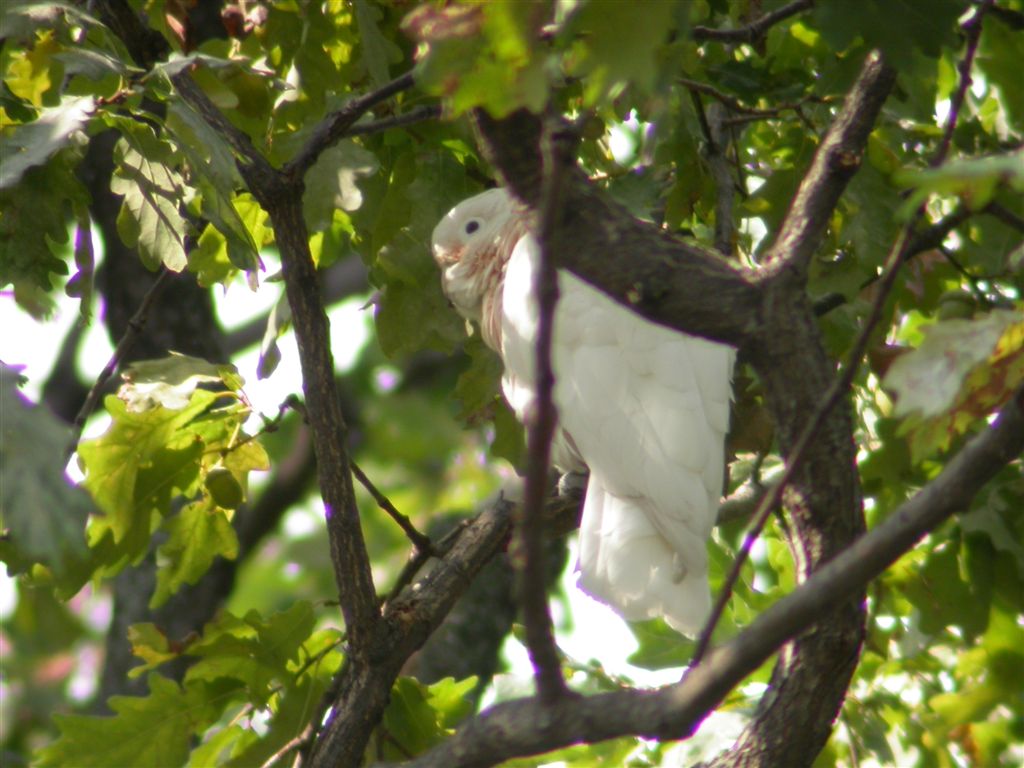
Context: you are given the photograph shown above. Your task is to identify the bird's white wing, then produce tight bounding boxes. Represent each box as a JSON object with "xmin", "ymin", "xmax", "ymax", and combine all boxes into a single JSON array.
[{"xmin": 502, "ymin": 232, "xmax": 734, "ymax": 635}]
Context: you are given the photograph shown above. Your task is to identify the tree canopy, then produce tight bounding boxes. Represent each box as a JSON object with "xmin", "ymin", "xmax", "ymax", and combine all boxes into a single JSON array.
[{"xmin": 1, "ymin": 1, "xmax": 1023, "ymax": 767}]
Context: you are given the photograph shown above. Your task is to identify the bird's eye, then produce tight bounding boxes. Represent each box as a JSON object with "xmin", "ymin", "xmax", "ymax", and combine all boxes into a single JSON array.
[{"xmin": 464, "ymin": 219, "xmax": 481, "ymax": 235}]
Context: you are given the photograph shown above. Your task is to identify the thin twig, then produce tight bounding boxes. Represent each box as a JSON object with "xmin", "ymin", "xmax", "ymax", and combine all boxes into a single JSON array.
[
  {"xmin": 344, "ymin": 105, "xmax": 442, "ymax": 138},
  {"xmin": 933, "ymin": 1, "xmax": 993, "ymax": 168},
  {"xmin": 286, "ymin": 72, "xmax": 417, "ymax": 178},
  {"xmin": 763, "ymin": 52, "xmax": 897, "ymax": 274},
  {"xmin": 812, "ymin": 205, "xmax": 975, "ymax": 316},
  {"xmin": 692, "ymin": 0, "xmax": 814, "ymax": 44},
  {"xmin": 516, "ymin": 119, "xmax": 578, "ymax": 705},
  {"xmin": 259, "ymin": 729, "xmax": 312, "ymax": 768},
  {"xmin": 171, "ymin": 74, "xmax": 274, "ymax": 178},
  {"xmin": 716, "ymin": 465, "xmax": 784, "ymax": 526},
  {"xmin": 939, "ymin": 246, "xmax": 995, "ymax": 307},
  {"xmin": 692, "ymin": 225, "xmax": 913, "ymax": 666},
  {"xmin": 708, "ymin": 103, "xmax": 737, "ymax": 256},
  {"xmin": 681, "ymin": 77, "xmax": 834, "ymax": 120},
  {"xmin": 350, "ymin": 460, "xmax": 434, "ymax": 555},
  {"xmin": 693, "ymin": 7, "xmax": 995, "ymax": 666},
  {"xmin": 686, "ymin": 90, "xmax": 738, "ymax": 254},
  {"xmin": 65, "ymin": 268, "xmax": 173, "ymax": 459},
  {"xmin": 381, "ymin": 519, "xmax": 472, "ymax": 608},
  {"xmin": 403, "ymin": 392, "xmax": 1024, "ymax": 768},
  {"xmin": 985, "ymin": 201, "xmax": 1024, "ymax": 233},
  {"xmin": 985, "ymin": 1, "xmax": 1024, "ymax": 29}
]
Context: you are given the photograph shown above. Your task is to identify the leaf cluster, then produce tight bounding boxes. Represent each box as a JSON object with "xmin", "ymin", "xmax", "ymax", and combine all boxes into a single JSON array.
[{"xmin": 1, "ymin": 1, "xmax": 1022, "ymax": 767}]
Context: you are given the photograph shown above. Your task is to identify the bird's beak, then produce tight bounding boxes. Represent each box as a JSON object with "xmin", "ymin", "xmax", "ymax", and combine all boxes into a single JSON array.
[{"xmin": 433, "ymin": 245, "xmax": 458, "ymax": 267}]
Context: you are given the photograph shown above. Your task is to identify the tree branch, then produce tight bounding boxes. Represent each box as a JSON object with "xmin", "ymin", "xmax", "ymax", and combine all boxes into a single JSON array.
[
  {"xmin": 308, "ymin": 497, "xmax": 517, "ymax": 767},
  {"xmin": 681, "ymin": 77, "xmax": 834, "ymax": 121},
  {"xmin": 331, "ymin": 104, "xmax": 441, "ymax": 139},
  {"xmin": 398, "ymin": 391, "xmax": 1024, "ymax": 768},
  {"xmin": 152, "ymin": 34, "xmax": 383, "ymax": 655},
  {"xmin": 516, "ymin": 119, "xmax": 576, "ymax": 704},
  {"xmin": 351, "ymin": 460, "xmax": 434, "ymax": 556},
  {"xmin": 91, "ymin": 0, "xmax": 168, "ymax": 69},
  {"xmin": 761, "ymin": 52, "xmax": 896, "ymax": 278},
  {"xmin": 692, "ymin": 0, "xmax": 814, "ymax": 44},
  {"xmin": 986, "ymin": 1, "xmax": 1024, "ymax": 29},
  {"xmin": 694, "ymin": 217, "xmax": 918, "ymax": 665},
  {"xmin": 474, "ymin": 109, "xmax": 760, "ymax": 348},
  {"xmin": 285, "ymin": 72, "xmax": 417, "ymax": 179},
  {"xmin": 471, "ymin": 54, "xmax": 898, "ymax": 765},
  {"xmin": 985, "ymin": 201, "xmax": 1024, "ymax": 233},
  {"xmin": 933, "ymin": 1, "xmax": 993, "ymax": 168},
  {"xmin": 812, "ymin": 205, "xmax": 975, "ymax": 316},
  {"xmin": 262, "ymin": 196, "xmax": 380, "ymax": 653},
  {"xmin": 701, "ymin": 50, "xmax": 904, "ymax": 768}
]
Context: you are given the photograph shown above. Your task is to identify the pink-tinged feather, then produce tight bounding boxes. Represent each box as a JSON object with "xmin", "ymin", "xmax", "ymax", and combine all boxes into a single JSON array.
[{"xmin": 432, "ymin": 188, "xmax": 735, "ymax": 635}]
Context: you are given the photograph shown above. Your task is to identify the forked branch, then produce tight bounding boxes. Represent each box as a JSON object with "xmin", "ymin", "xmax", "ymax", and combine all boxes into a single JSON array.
[{"xmin": 399, "ymin": 392, "xmax": 1024, "ymax": 768}]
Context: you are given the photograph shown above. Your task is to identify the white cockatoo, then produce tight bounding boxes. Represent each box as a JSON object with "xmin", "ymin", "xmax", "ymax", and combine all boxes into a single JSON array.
[{"xmin": 431, "ymin": 187, "xmax": 734, "ymax": 635}]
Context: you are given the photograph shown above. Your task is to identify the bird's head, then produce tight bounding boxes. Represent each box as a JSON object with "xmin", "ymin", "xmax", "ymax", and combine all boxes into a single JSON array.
[{"xmin": 431, "ymin": 188, "xmax": 527, "ymax": 339}]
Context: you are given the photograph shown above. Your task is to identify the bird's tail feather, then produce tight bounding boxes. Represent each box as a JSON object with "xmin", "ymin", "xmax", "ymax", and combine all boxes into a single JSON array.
[{"xmin": 576, "ymin": 481, "xmax": 711, "ymax": 636}]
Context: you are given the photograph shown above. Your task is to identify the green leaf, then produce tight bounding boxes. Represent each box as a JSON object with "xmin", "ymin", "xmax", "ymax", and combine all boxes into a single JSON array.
[
  {"xmin": 257, "ymin": 292, "xmax": 291, "ymax": 379},
  {"xmin": 961, "ymin": 505, "xmax": 1024, "ymax": 581},
  {"xmin": 221, "ymin": 630, "xmax": 342, "ymax": 768},
  {"xmin": 375, "ymin": 280, "xmax": 466, "ymax": 357},
  {"xmin": 369, "ymin": 153, "xmax": 480, "ymax": 357},
  {"xmin": 165, "ymin": 98, "xmax": 263, "ymax": 275},
  {"xmin": 127, "ymin": 623, "xmax": 180, "ymax": 675},
  {"xmin": 978, "ymin": 19, "xmax": 1024, "ymax": 126},
  {"xmin": 78, "ymin": 391, "xmax": 218, "ymax": 544},
  {"xmin": 188, "ymin": 725, "xmax": 256, "ymax": 768},
  {"xmin": 895, "ymin": 153, "xmax": 1024, "ymax": 214},
  {"xmin": 118, "ymin": 353, "xmax": 242, "ymax": 412},
  {"xmin": 404, "ymin": 1, "xmax": 549, "ymax": 117},
  {"xmin": 0, "ymin": 94, "xmax": 92, "ymax": 189},
  {"xmin": 151, "ymin": 499, "xmax": 239, "ymax": 608},
  {"xmin": 0, "ymin": 364, "xmax": 92, "ymax": 577},
  {"xmin": 424, "ymin": 676, "xmax": 478, "ymax": 729},
  {"xmin": 626, "ymin": 619, "xmax": 696, "ymax": 671},
  {"xmin": 54, "ymin": 47, "xmax": 128, "ymax": 81},
  {"xmin": 562, "ymin": 0, "xmax": 676, "ymax": 106},
  {"xmin": 0, "ymin": 152, "xmax": 83, "ymax": 296},
  {"xmin": 354, "ymin": 0, "xmax": 399, "ymax": 88},
  {"xmin": 814, "ymin": 0, "xmax": 961, "ymax": 71},
  {"xmin": 129, "ymin": 603, "xmax": 323, "ymax": 708},
  {"xmin": 110, "ymin": 125, "xmax": 189, "ymax": 272},
  {"xmin": 37, "ymin": 674, "xmax": 224, "ymax": 768},
  {"xmin": 165, "ymin": 97, "xmax": 243, "ymax": 194},
  {"xmin": 7, "ymin": 582, "xmax": 86, "ymax": 656},
  {"xmin": 490, "ymin": 398, "xmax": 526, "ymax": 468},
  {"xmin": 303, "ymin": 139, "xmax": 379, "ymax": 231},
  {"xmin": 902, "ymin": 540, "xmax": 991, "ymax": 638},
  {"xmin": 184, "ymin": 603, "xmax": 319, "ymax": 689},
  {"xmin": 377, "ymin": 676, "xmax": 477, "ymax": 760},
  {"xmin": 453, "ymin": 336, "xmax": 503, "ymax": 421},
  {"xmin": 189, "ymin": 193, "xmax": 270, "ymax": 287},
  {"xmin": 3, "ymin": 27, "xmax": 63, "ymax": 105},
  {"xmin": 884, "ymin": 309, "xmax": 1024, "ymax": 459},
  {"xmin": 883, "ymin": 310, "xmax": 1021, "ymax": 419},
  {"xmin": 196, "ymin": 178, "xmax": 262, "ymax": 274}
]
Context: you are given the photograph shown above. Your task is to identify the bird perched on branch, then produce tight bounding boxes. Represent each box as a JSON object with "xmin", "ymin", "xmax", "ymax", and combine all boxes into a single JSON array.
[{"xmin": 432, "ymin": 187, "xmax": 734, "ymax": 635}]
